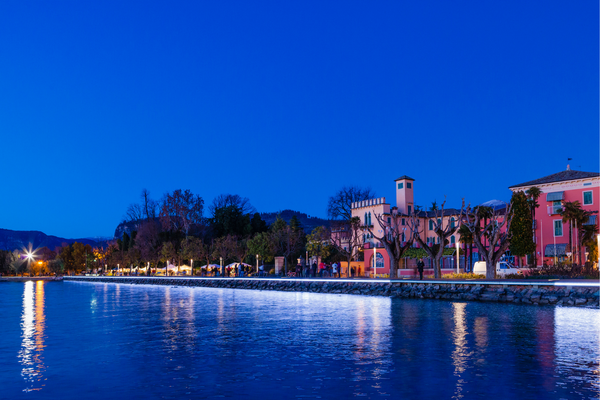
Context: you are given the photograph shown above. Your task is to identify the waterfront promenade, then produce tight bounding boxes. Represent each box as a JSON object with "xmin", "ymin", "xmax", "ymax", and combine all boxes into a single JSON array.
[{"xmin": 64, "ymin": 276, "xmax": 600, "ymax": 308}]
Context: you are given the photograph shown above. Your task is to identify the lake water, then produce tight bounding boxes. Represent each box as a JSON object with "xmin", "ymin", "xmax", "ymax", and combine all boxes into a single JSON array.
[{"xmin": 0, "ymin": 281, "xmax": 598, "ymax": 399}]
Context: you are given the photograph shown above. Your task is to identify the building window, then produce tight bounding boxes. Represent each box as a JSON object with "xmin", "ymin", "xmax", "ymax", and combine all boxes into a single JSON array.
[
  {"xmin": 450, "ymin": 217, "xmax": 455, "ymax": 228},
  {"xmin": 368, "ymin": 212, "xmax": 372, "ymax": 226},
  {"xmin": 402, "ymin": 233, "xmax": 405, "ymax": 242},
  {"xmin": 364, "ymin": 213, "xmax": 367, "ymax": 225},
  {"xmin": 401, "ymin": 218, "xmax": 405, "ymax": 226},
  {"xmin": 387, "ymin": 217, "xmax": 391, "ymax": 224},
  {"xmin": 552, "ymin": 201, "xmax": 562, "ymax": 215},
  {"xmin": 451, "ymin": 235, "xmax": 455, "ymax": 244},
  {"xmin": 583, "ymin": 191, "xmax": 593, "ymax": 205},
  {"xmin": 554, "ymin": 220, "xmax": 563, "ymax": 237},
  {"xmin": 437, "ymin": 218, "xmax": 441, "ymax": 227},
  {"xmin": 429, "ymin": 220, "xmax": 434, "ymax": 230},
  {"xmin": 407, "ymin": 205, "xmax": 412, "ymax": 215},
  {"xmin": 398, "ymin": 183, "xmax": 403, "ymax": 189},
  {"xmin": 407, "ymin": 182, "xmax": 412, "ymax": 189}
]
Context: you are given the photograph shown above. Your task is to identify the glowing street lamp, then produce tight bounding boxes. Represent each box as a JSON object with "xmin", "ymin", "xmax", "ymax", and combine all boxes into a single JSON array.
[
  {"xmin": 456, "ymin": 241, "xmax": 460, "ymax": 274},
  {"xmin": 597, "ymin": 234, "xmax": 600, "ymax": 264}
]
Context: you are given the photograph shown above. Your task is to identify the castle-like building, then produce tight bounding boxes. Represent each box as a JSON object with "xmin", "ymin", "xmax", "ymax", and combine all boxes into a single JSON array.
[{"xmin": 346, "ymin": 168, "xmax": 599, "ymax": 278}]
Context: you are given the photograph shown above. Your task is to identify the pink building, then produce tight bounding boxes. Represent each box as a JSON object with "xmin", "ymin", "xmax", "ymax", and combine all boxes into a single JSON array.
[
  {"xmin": 351, "ymin": 176, "xmax": 472, "ymax": 278},
  {"xmin": 347, "ymin": 168, "xmax": 599, "ymax": 278},
  {"xmin": 509, "ymin": 167, "xmax": 599, "ymax": 266}
]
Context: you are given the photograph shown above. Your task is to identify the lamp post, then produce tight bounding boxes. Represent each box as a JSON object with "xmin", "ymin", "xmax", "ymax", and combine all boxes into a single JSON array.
[
  {"xmin": 220, "ymin": 257, "xmax": 223, "ymax": 277},
  {"xmin": 456, "ymin": 241, "xmax": 460, "ymax": 274},
  {"xmin": 191, "ymin": 259, "xmax": 193, "ymax": 276},
  {"xmin": 256, "ymin": 254, "xmax": 259, "ymax": 274},
  {"xmin": 597, "ymin": 234, "xmax": 600, "ymax": 265},
  {"xmin": 373, "ymin": 244, "xmax": 377, "ymax": 279}
]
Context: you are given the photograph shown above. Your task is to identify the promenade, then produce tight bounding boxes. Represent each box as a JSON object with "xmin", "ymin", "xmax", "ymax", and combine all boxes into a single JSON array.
[{"xmin": 64, "ymin": 276, "xmax": 600, "ymax": 308}]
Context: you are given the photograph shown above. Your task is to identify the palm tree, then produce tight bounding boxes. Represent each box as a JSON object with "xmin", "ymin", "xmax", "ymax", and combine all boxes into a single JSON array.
[
  {"xmin": 526, "ymin": 186, "xmax": 542, "ymax": 266},
  {"xmin": 458, "ymin": 224, "xmax": 473, "ymax": 272},
  {"xmin": 581, "ymin": 223, "xmax": 599, "ymax": 264},
  {"xmin": 560, "ymin": 201, "xmax": 584, "ymax": 263},
  {"xmin": 574, "ymin": 209, "xmax": 593, "ymax": 265}
]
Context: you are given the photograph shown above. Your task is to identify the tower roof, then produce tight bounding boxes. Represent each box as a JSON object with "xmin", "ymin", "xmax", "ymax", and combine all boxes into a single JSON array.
[{"xmin": 394, "ymin": 175, "xmax": 415, "ymax": 181}]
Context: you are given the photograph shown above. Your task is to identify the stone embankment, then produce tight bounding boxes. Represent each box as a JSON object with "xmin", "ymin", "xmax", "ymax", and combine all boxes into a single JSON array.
[{"xmin": 65, "ymin": 277, "xmax": 600, "ymax": 308}]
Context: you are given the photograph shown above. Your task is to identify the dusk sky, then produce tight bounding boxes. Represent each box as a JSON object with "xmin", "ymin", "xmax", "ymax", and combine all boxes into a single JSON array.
[{"xmin": 1, "ymin": 1, "xmax": 598, "ymax": 239}]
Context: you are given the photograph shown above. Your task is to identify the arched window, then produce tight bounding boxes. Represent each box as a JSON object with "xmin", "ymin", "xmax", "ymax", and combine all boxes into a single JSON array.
[
  {"xmin": 451, "ymin": 235, "xmax": 455, "ymax": 244},
  {"xmin": 450, "ymin": 217, "xmax": 455, "ymax": 228},
  {"xmin": 429, "ymin": 220, "xmax": 434, "ymax": 230},
  {"xmin": 364, "ymin": 213, "xmax": 367, "ymax": 226},
  {"xmin": 368, "ymin": 212, "xmax": 372, "ymax": 226},
  {"xmin": 437, "ymin": 218, "xmax": 441, "ymax": 227}
]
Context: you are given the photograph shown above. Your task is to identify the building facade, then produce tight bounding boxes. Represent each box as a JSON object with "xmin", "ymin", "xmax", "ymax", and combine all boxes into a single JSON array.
[
  {"xmin": 344, "ymin": 167, "xmax": 599, "ymax": 277},
  {"xmin": 508, "ymin": 168, "xmax": 599, "ymax": 266}
]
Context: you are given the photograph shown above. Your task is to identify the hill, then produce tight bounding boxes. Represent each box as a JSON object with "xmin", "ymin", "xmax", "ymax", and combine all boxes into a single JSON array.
[
  {"xmin": 0, "ymin": 228, "xmax": 99, "ymax": 252},
  {"xmin": 260, "ymin": 210, "xmax": 329, "ymax": 233}
]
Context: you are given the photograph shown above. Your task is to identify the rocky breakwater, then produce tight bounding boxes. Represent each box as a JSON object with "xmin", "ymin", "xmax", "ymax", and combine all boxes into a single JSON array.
[{"xmin": 64, "ymin": 277, "xmax": 599, "ymax": 308}]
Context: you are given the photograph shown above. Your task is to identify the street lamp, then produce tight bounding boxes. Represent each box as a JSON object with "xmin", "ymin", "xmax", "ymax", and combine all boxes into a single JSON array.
[
  {"xmin": 256, "ymin": 254, "xmax": 259, "ymax": 274},
  {"xmin": 191, "ymin": 259, "xmax": 193, "ymax": 276},
  {"xmin": 456, "ymin": 241, "xmax": 460, "ymax": 274},
  {"xmin": 220, "ymin": 257, "xmax": 223, "ymax": 277},
  {"xmin": 597, "ymin": 234, "xmax": 600, "ymax": 265}
]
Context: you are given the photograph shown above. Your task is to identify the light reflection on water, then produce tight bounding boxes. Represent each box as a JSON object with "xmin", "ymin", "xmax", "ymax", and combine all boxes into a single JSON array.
[
  {"xmin": 17, "ymin": 281, "xmax": 46, "ymax": 392},
  {"xmin": 0, "ymin": 282, "xmax": 598, "ymax": 399}
]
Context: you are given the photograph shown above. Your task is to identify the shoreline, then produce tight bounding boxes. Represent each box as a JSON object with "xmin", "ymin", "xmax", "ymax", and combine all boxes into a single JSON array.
[{"xmin": 63, "ymin": 276, "xmax": 599, "ymax": 308}]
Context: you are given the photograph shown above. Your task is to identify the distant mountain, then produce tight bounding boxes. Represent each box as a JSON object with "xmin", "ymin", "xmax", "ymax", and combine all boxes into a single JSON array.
[
  {"xmin": 0, "ymin": 228, "xmax": 98, "ymax": 252},
  {"xmin": 260, "ymin": 210, "xmax": 329, "ymax": 233}
]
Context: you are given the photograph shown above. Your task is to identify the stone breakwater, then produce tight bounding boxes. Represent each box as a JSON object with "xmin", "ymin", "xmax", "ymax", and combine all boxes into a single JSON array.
[{"xmin": 65, "ymin": 277, "xmax": 600, "ymax": 308}]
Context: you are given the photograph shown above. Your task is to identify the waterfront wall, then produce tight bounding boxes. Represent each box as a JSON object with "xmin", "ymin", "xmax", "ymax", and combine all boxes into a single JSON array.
[{"xmin": 64, "ymin": 277, "xmax": 600, "ymax": 308}]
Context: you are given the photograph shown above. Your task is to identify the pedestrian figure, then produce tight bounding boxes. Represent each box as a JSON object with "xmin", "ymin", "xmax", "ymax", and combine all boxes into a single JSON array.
[
  {"xmin": 332, "ymin": 262, "xmax": 338, "ymax": 278},
  {"xmin": 417, "ymin": 258, "xmax": 424, "ymax": 280},
  {"xmin": 311, "ymin": 262, "xmax": 317, "ymax": 278}
]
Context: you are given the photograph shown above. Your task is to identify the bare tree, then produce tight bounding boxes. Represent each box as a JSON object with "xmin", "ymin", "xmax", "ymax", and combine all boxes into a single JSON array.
[
  {"xmin": 141, "ymin": 189, "xmax": 158, "ymax": 220},
  {"xmin": 232, "ymin": 236, "xmax": 250, "ymax": 265},
  {"xmin": 181, "ymin": 237, "xmax": 206, "ymax": 275},
  {"xmin": 462, "ymin": 201, "xmax": 514, "ymax": 279},
  {"xmin": 272, "ymin": 226, "xmax": 305, "ymax": 275},
  {"xmin": 208, "ymin": 194, "xmax": 256, "ymax": 218},
  {"xmin": 160, "ymin": 189, "xmax": 204, "ymax": 237},
  {"xmin": 412, "ymin": 198, "xmax": 463, "ymax": 278},
  {"xmin": 329, "ymin": 218, "xmax": 362, "ymax": 277},
  {"xmin": 212, "ymin": 235, "xmax": 236, "ymax": 275},
  {"xmin": 135, "ymin": 220, "xmax": 162, "ymax": 275},
  {"xmin": 369, "ymin": 210, "xmax": 415, "ymax": 279},
  {"xmin": 327, "ymin": 186, "xmax": 376, "ymax": 221},
  {"xmin": 125, "ymin": 203, "xmax": 144, "ymax": 222}
]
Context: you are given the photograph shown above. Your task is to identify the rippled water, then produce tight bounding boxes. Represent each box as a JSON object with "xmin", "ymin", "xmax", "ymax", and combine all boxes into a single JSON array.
[{"xmin": 0, "ymin": 281, "xmax": 598, "ymax": 399}]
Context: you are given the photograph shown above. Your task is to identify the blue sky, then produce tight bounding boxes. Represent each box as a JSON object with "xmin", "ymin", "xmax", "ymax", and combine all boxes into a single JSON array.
[{"xmin": 0, "ymin": 1, "xmax": 598, "ymax": 238}]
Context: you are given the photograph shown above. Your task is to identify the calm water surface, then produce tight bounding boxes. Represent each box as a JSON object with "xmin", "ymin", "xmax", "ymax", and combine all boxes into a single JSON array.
[{"xmin": 0, "ymin": 281, "xmax": 598, "ymax": 399}]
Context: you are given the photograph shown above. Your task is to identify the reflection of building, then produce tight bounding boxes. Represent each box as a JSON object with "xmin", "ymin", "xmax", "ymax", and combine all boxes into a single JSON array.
[{"xmin": 509, "ymin": 168, "xmax": 599, "ymax": 266}]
